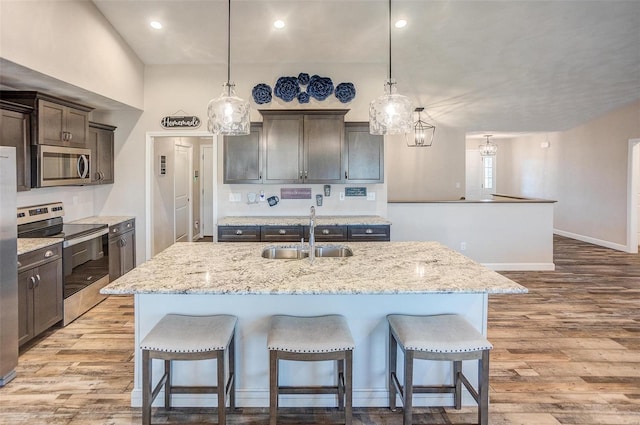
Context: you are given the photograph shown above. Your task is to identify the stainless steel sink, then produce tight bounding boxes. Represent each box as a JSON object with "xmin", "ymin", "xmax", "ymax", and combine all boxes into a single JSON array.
[
  {"xmin": 314, "ymin": 245, "xmax": 353, "ymax": 258},
  {"xmin": 261, "ymin": 246, "xmax": 309, "ymax": 259},
  {"xmin": 261, "ymin": 245, "xmax": 353, "ymax": 259}
]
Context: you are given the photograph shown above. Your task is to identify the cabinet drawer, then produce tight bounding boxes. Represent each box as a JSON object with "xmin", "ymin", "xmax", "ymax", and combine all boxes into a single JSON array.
[
  {"xmin": 218, "ymin": 226, "xmax": 261, "ymax": 242},
  {"xmin": 109, "ymin": 219, "xmax": 135, "ymax": 238},
  {"xmin": 261, "ymin": 226, "xmax": 303, "ymax": 242},
  {"xmin": 347, "ymin": 225, "xmax": 390, "ymax": 242},
  {"xmin": 305, "ymin": 225, "xmax": 347, "ymax": 242},
  {"xmin": 18, "ymin": 243, "xmax": 62, "ymax": 272}
]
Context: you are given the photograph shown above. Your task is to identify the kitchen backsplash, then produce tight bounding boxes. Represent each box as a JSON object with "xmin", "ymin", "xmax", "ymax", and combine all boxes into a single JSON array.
[{"xmin": 218, "ymin": 184, "xmax": 387, "ymax": 217}]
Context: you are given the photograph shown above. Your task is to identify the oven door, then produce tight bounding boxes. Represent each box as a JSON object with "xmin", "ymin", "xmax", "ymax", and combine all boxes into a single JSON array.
[
  {"xmin": 62, "ymin": 229, "xmax": 109, "ymax": 325},
  {"xmin": 33, "ymin": 145, "xmax": 91, "ymax": 187}
]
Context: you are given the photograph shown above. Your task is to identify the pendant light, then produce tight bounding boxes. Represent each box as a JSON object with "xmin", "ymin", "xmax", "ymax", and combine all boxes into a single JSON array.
[
  {"xmin": 406, "ymin": 107, "xmax": 435, "ymax": 147},
  {"xmin": 369, "ymin": 0, "xmax": 413, "ymax": 135},
  {"xmin": 479, "ymin": 134, "xmax": 498, "ymax": 156},
  {"xmin": 207, "ymin": 0, "xmax": 250, "ymax": 136}
]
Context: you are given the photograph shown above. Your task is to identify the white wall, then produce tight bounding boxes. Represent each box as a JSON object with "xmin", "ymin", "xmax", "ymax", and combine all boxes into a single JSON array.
[
  {"xmin": 497, "ymin": 100, "xmax": 640, "ymax": 248},
  {"xmin": 0, "ymin": 0, "xmax": 144, "ymax": 109}
]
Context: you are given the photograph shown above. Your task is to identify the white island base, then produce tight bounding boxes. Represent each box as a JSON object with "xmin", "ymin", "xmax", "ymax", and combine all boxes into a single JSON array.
[{"xmin": 132, "ymin": 292, "xmax": 488, "ymax": 408}]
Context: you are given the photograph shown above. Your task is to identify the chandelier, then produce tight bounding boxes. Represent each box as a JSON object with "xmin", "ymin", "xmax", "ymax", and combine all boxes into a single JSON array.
[
  {"xmin": 369, "ymin": 0, "xmax": 412, "ymax": 135},
  {"xmin": 207, "ymin": 0, "xmax": 250, "ymax": 135},
  {"xmin": 406, "ymin": 107, "xmax": 435, "ymax": 147},
  {"xmin": 479, "ymin": 135, "xmax": 498, "ymax": 156}
]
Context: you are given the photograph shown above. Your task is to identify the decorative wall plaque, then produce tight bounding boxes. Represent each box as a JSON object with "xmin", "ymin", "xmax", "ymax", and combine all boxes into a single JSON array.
[
  {"xmin": 160, "ymin": 115, "xmax": 201, "ymax": 129},
  {"xmin": 280, "ymin": 188, "xmax": 312, "ymax": 199},
  {"xmin": 345, "ymin": 187, "xmax": 367, "ymax": 197}
]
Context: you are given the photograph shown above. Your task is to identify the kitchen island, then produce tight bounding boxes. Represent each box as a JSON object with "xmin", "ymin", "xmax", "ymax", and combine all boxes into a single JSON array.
[{"xmin": 102, "ymin": 241, "xmax": 526, "ymax": 408}]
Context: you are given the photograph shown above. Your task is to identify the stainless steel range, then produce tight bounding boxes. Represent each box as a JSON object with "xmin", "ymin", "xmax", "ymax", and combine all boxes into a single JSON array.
[{"xmin": 17, "ymin": 202, "xmax": 110, "ymax": 326}]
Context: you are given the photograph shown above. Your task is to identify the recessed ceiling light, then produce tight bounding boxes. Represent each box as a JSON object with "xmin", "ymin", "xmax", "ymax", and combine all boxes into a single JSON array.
[
  {"xmin": 150, "ymin": 21, "xmax": 163, "ymax": 30},
  {"xmin": 395, "ymin": 19, "xmax": 407, "ymax": 29},
  {"xmin": 273, "ymin": 20, "xmax": 285, "ymax": 29}
]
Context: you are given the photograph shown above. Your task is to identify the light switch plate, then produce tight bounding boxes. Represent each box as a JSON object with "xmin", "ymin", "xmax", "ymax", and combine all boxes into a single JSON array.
[
  {"xmin": 229, "ymin": 193, "xmax": 242, "ymax": 202},
  {"xmin": 339, "ymin": 192, "xmax": 345, "ymax": 201},
  {"xmin": 367, "ymin": 192, "xmax": 376, "ymax": 201}
]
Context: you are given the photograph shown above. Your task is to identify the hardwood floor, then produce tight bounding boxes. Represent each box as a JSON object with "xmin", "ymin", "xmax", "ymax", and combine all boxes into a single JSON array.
[{"xmin": 1, "ymin": 236, "xmax": 638, "ymax": 424}]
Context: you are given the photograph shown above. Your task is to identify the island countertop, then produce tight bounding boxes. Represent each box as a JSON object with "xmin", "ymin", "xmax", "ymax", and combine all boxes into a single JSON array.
[
  {"xmin": 218, "ymin": 215, "xmax": 391, "ymax": 226},
  {"xmin": 102, "ymin": 241, "xmax": 526, "ymax": 296}
]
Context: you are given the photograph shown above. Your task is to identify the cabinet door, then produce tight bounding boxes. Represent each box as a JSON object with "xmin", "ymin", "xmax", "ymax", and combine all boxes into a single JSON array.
[
  {"xmin": 263, "ymin": 115, "xmax": 303, "ymax": 183},
  {"xmin": 66, "ymin": 108, "xmax": 89, "ymax": 147},
  {"xmin": 89, "ymin": 125, "xmax": 115, "ymax": 184},
  {"xmin": 345, "ymin": 123, "xmax": 384, "ymax": 183},
  {"xmin": 17, "ymin": 270, "xmax": 34, "ymax": 346},
  {"xmin": 33, "ymin": 259, "xmax": 63, "ymax": 335},
  {"xmin": 0, "ymin": 108, "xmax": 30, "ymax": 191},
  {"xmin": 224, "ymin": 124, "xmax": 262, "ymax": 183},
  {"xmin": 304, "ymin": 114, "xmax": 344, "ymax": 183},
  {"xmin": 38, "ymin": 100, "xmax": 66, "ymax": 145},
  {"xmin": 109, "ymin": 236, "xmax": 123, "ymax": 281},
  {"xmin": 121, "ymin": 230, "xmax": 135, "ymax": 276}
]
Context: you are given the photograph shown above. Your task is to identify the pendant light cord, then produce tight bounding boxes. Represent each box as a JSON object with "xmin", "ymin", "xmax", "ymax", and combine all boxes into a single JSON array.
[
  {"xmin": 226, "ymin": 0, "xmax": 231, "ymax": 92},
  {"xmin": 388, "ymin": 0, "xmax": 392, "ymax": 81}
]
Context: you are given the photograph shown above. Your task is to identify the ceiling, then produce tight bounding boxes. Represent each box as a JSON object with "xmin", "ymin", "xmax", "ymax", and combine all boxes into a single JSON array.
[{"xmin": 10, "ymin": 1, "xmax": 640, "ymax": 133}]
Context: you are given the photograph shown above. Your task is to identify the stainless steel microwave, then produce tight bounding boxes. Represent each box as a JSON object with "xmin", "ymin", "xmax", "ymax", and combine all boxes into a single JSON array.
[{"xmin": 32, "ymin": 145, "xmax": 91, "ymax": 187}]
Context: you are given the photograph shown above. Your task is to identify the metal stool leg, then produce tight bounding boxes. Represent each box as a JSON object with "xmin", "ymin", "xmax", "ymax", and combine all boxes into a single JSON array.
[
  {"xmin": 454, "ymin": 360, "xmax": 462, "ymax": 409},
  {"xmin": 389, "ymin": 329, "xmax": 398, "ymax": 411},
  {"xmin": 338, "ymin": 358, "xmax": 345, "ymax": 410},
  {"xmin": 479, "ymin": 350, "xmax": 490, "ymax": 425},
  {"xmin": 142, "ymin": 350, "xmax": 151, "ymax": 425},
  {"xmin": 269, "ymin": 351, "xmax": 278, "ymax": 425},
  {"xmin": 403, "ymin": 350, "xmax": 414, "ymax": 425},
  {"xmin": 164, "ymin": 359, "xmax": 171, "ymax": 409},
  {"xmin": 217, "ymin": 350, "xmax": 226, "ymax": 425},
  {"xmin": 229, "ymin": 333, "xmax": 236, "ymax": 409},
  {"xmin": 345, "ymin": 350, "xmax": 353, "ymax": 425}
]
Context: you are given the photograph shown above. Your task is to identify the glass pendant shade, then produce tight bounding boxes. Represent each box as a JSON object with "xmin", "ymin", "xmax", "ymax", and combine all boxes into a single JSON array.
[
  {"xmin": 369, "ymin": 80, "xmax": 413, "ymax": 135},
  {"xmin": 479, "ymin": 135, "xmax": 498, "ymax": 156},
  {"xmin": 407, "ymin": 107, "xmax": 435, "ymax": 147},
  {"xmin": 207, "ymin": 82, "xmax": 250, "ymax": 135}
]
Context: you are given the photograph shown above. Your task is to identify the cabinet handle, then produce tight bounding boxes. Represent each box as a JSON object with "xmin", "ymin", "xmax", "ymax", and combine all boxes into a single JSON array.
[
  {"xmin": 278, "ymin": 229, "xmax": 286, "ymax": 235},
  {"xmin": 17, "ymin": 261, "xmax": 22, "ymax": 268},
  {"xmin": 322, "ymin": 229, "xmax": 330, "ymax": 235},
  {"xmin": 100, "ymin": 171, "xmax": 105, "ymax": 180},
  {"xmin": 28, "ymin": 276, "xmax": 36, "ymax": 289},
  {"xmin": 126, "ymin": 223, "xmax": 132, "ymax": 229},
  {"xmin": 299, "ymin": 171, "xmax": 303, "ymax": 179},
  {"xmin": 44, "ymin": 250, "xmax": 54, "ymax": 258},
  {"xmin": 235, "ymin": 229, "xmax": 243, "ymax": 235},
  {"xmin": 304, "ymin": 171, "xmax": 308, "ymax": 178},
  {"xmin": 112, "ymin": 228, "xmax": 118, "ymax": 233},
  {"xmin": 365, "ymin": 228, "xmax": 373, "ymax": 234},
  {"xmin": 68, "ymin": 132, "xmax": 73, "ymax": 141},
  {"xmin": 345, "ymin": 171, "xmax": 348, "ymax": 179},
  {"xmin": 35, "ymin": 274, "xmax": 41, "ymax": 286}
]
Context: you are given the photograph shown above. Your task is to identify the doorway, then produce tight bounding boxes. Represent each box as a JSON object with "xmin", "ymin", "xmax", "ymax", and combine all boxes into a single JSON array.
[
  {"xmin": 146, "ymin": 132, "xmax": 216, "ymax": 259},
  {"xmin": 200, "ymin": 144, "xmax": 215, "ymax": 237}
]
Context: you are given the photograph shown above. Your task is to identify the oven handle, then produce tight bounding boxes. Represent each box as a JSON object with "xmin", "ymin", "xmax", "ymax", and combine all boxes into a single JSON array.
[
  {"xmin": 77, "ymin": 154, "xmax": 90, "ymax": 179},
  {"xmin": 63, "ymin": 227, "xmax": 109, "ymax": 248}
]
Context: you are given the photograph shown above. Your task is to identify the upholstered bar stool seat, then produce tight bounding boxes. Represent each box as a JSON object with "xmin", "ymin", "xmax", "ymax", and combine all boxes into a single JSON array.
[
  {"xmin": 140, "ymin": 314, "xmax": 237, "ymax": 425},
  {"xmin": 267, "ymin": 314, "xmax": 355, "ymax": 425},
  {"xmin": 387, "ymin": 314, "xmax": 493, "ymax": 425}
]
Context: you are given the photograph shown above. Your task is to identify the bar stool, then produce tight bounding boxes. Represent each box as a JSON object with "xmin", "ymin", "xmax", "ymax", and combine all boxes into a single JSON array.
[
  {"xmin": 140, "ymin": 314, "xmax": 237, "ymax": 425},
  {"xmin": 387, "ymin": 314, "xmax": 493, "ymax": 425},
  {"xmin": 267, "ymin": 314, "xmax": 355, "ymax": 425}
]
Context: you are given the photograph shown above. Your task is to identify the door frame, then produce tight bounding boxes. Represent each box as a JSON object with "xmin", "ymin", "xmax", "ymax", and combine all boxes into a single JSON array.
[
  {"xmin": 200, "ymin": 143, "xmax": 214, "ymax": 238},
  {"xmin": 145, "ymin": 131, "xmax": 217, "ymax": 261},
  {"xmin": 626, "ymin": 138, "xmax": 640, "ymax": 253}
]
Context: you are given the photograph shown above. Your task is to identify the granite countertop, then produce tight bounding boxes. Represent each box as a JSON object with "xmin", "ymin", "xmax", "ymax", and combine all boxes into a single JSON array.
[
  {"xmin": 388, "ymin": 194, "xmax": 556, "ymax": 204},
  {"xmin": 218, "ymin": 215, "xmax": 391, "ymax": 226},
  {"xmin": 102, "ymin": 241, "xmax": 526, "ymax": 296},
  {"xmin": 70, "ymin": 216, "xmax": 135, "ymax": 227},
  {"xmin": 18, "ymin": 238, "xmax": 63, "ymax": 256}
]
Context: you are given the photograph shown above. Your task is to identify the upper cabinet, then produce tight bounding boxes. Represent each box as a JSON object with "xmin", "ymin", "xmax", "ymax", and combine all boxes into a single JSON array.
[
  {"xmin": 0, "ymin": 91, "xmax": 93, "ymax": 148},
  {"xmin": 261, "ymin": 110, "xmax": 346, "ymax": 184},
  {"xmin": 224, "ymin": 123, "xmax": 263, "ymax": 184},
  {"xmin": 88, "ymin": 122, "xmax": 116, "ymax": 184},
  {"xmin": 0, "ymin": 100, "xmax": 32, "ymax": 191},
  {"xmin": 344, "ymin": 122, "xmax": 384, "ymax": 183}
]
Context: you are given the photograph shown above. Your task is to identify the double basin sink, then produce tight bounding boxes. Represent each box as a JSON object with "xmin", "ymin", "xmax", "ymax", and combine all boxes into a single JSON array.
[{"xmin": 262, "ymin": 245, "xmax": 353, "ymax": 259}]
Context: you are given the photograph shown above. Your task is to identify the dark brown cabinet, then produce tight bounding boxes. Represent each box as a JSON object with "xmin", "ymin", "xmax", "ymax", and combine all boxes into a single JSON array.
[
  {"xmin": 344, "ymin": 123, "xmax": 384, "ymax": 183},
  {"xmin": 304, "ymin": 225, "xmax": 348, "ymax": 242},
  {"xmin": 88, "ymin": 122, "xmax": 116, "ymax": 184},
  {"xmin": 261, "ymin": 110, "xmax": 346, "ymax": 184},
  {"xmin": 223, "ymin": 124, "xmax": 262, "ymax": 183},
  {"xmin": 0, "ymin": 100, "xmax": 32, "ymax": 191},
  {"xmin": 347, "ymin": 225, "xmax": 390, "ymax": 241},
  {"xmin": 217, "ymin": 226, "xmax": 261, "ymax": 242},
  {"xmin": 108, "ymin": 220, "xmax": 136, "ymax": 281},
  {"xmin": 17, "ymin": 243, "xmax": 63, "ymax": 347},
  {"xmin": 0, "ymin": 91, "xmax": 92, "ymax": 148},
  {"xmin": 261, "ymin": 226, "xmax": 304, "ymax": 242},
  {"xmin": 218, "ymin": 224, "xmax": 389, "ymax": 242}
]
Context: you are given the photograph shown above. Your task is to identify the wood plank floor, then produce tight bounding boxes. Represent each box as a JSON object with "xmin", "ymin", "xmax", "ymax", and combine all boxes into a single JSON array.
[{"xmin": 1, "ymin": 235, "xmax": 638, "ymax": 424}]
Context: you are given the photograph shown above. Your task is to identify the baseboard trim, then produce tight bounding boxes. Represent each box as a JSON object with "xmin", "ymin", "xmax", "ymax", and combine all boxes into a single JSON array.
[{"xmin": 554, "ymin": 229, "xmax": 629, "ymax": 252}]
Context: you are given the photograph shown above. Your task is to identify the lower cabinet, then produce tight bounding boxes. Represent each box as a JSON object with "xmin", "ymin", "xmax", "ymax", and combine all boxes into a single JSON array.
[
  {"xmin": 108, "ymin": 220, "xmax": 136, "ymax": 281},
  {"xmin": 218, "ymin": 224, "xmax": 389, "ymax": 242},
  {"xmin": 18, "ymin": 245, "xmax": 63, "ymax": 347}
]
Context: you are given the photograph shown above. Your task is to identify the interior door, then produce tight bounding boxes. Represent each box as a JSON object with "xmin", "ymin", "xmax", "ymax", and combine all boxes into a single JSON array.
[
  {"xmin": 465, "ymin": 149, "xmax": 483, "ymax": 200},
  {"xmin": 174, "ymin": 144, "xmax": 191, "ymax": 243},
  {"xmin": 202, "ymin": 145, "xmax": 214, "ymax": 237}
]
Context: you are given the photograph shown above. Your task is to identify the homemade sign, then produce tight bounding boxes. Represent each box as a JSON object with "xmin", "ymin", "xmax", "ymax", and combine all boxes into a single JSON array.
[
  {"xmin": 160, "ymin": 115, "xmax": 201, "ymax": 129},
  {"xmin": 345, "ymin": 187, "xmax": 367, "ymax": 197}
]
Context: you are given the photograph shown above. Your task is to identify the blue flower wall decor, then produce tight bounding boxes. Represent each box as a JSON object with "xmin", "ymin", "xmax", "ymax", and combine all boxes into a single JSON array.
[
  {"xmin": 251, "ymin": 83, "xmax": 272, "ymax": 104},
  {"xmin": 252, "ymin": 73, "xmax": 355, "ymax": 105},
  {"xmin": 307, "ymin": 75, "xmax": 334, "ymax": 101},
  {"xmin": 335, "ymin": 82, "xmax": 356, "ymax": 103},
  {"xmin": 273, "ymin": 76, "xmax": 300, "ymax": 102}
]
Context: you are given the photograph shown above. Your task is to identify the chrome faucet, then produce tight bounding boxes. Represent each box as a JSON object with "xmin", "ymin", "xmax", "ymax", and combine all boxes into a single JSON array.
[{"xmin": 309, "ymin": 206, "xmax": 316, "ymax": 262}]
